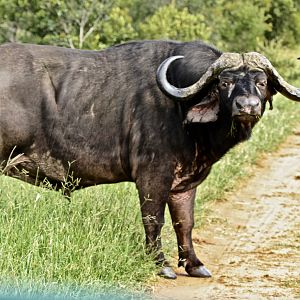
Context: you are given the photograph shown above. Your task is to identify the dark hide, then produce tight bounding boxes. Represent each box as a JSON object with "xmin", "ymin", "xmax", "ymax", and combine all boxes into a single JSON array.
[{"xmin": 0, "ymin": 41, "xmax": 278, "ymax": 278}]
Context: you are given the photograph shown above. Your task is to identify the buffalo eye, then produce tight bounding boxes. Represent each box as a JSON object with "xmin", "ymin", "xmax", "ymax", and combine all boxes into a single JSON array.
[
  {"xmin": 256, "ymin": 80, "xmax": 267, "ymax": 88},
  {"xmin": 219, "ymin": 80, "xmax": 232, "ymax": 89}
]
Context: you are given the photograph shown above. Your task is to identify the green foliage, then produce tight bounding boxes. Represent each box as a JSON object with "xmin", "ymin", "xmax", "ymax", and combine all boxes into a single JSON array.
[
  {"xmin": 0, "ymin": 0, "xmax": 54, "ymax": 44},
  {"xmin": 0, "ymin": 0, "xmax": 299, "ymax": 50},
  {"xmin": 99, "ymin": 7, "xmax": 138, "ymax": 47},
  {"xmin": 45, "ymin": 0, "xmax": 114, "ymax": 49},
  {"xmin": 265, "ymin": 0, "xmax": 300, "ymax": 45},
  {"xmin": 116, "ymin": 0, "xmax": 170, "ymax": 23},
  {"xmin": 258, "ymin": 41, "xmax": 300, "ymax": 81},
  {"xmin": 139, "ymin": 4, "xmax": 211, "ymax": 41},
  {"xmin": 209, "ymin": 0, "xmax": 271, "ymax": 51}
]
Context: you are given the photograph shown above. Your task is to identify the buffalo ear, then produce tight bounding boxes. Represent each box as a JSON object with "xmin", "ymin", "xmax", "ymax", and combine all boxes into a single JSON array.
[
  {"xmin": 267, "ymin": 84, "xmax": 277, "ymax": 110},
  {"xmin": 185, "ymin": 89, "xmax": 219, "ymax": 123}
]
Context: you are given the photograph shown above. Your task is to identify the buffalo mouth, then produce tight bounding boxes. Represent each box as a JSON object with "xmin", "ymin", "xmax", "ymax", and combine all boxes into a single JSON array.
[{"xmin": 233, "ymin": 113, "xmax": 260, "ymax": 123}]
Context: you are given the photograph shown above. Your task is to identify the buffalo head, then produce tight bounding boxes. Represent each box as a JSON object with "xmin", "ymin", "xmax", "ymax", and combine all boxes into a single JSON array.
[{"xmin": 157, "ymin": 52, "xmax": 300, "ymax": 125}]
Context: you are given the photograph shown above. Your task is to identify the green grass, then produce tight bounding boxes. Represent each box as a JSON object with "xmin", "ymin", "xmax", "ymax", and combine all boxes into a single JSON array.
[
  {"xmin": 0, "ymin": 83, "xmax": 299, "ymax": 296},
  {"xmin": 0, "ymin": 180, "xmax": 154, "ymax": 297}
]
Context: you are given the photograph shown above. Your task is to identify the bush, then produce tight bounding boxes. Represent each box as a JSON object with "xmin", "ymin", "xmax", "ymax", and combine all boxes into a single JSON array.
[
  {"xmin": 99, "ymin": 7, "xmax": 138, "ymax": 47},
  {"xmin": 211, "ymin": 0, "xmax": 271, "ymax": 52},
  {"xmin": 265, "ymin": 0, "xmax": 300, "ymax": 45},
  {"xmin": 139, "ymin": 4, "xmax": 211, "ymax": 42}
]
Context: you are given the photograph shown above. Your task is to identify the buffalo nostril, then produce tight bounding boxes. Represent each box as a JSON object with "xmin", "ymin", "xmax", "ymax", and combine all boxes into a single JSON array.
[
  {"xmin": 236, "ymin": 101, "xmax": 243, "ymax": 109},
  {"xmin": 249, "ymin": 98, "xmax": 260, "ymax": 107}
]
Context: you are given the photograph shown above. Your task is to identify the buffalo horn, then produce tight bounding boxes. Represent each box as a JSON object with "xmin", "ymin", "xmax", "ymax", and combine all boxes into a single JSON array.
[
  {"xmin": 156, "ymin": 53, "xmax": 243, "ymax": 99},
  {"xmin": 244, "ymin": 52, "xmax": 300, "ymax": 102}
]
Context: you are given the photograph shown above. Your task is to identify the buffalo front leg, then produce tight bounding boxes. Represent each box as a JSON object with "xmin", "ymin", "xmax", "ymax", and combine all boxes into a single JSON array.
[
  {"xmin": 136, "ymin": 176, "xmax": 177, "ymax": 279},
  {"xmin": 168, "ymin": 188, "xmax": 211, "ymax": 277}
]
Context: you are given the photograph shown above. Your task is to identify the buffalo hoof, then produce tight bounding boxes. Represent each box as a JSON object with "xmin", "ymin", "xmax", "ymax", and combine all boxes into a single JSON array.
[
  {"xmin": 187, "ymin": 265, "xmax": 212, "ymax": 278},
  {"xmin": 158, "ymin": 266, "xmax": 177, "ymax": 279}
]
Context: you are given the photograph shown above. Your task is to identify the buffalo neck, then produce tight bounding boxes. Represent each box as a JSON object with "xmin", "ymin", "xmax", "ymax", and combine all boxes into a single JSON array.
[{"xmin": 187, "ymin": 116, "xmax": 255, "ymax": 165}]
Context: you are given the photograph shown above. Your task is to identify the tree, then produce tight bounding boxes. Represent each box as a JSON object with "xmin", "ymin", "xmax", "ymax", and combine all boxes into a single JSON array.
[
  {"xmin": 99, "ymin": 7, "xmax": 137, "ymax": 47},
  {"xmin": 0, "ymin": 0, "xmax": 57, "ymax": 44},
  {"xmin": 0, "ymin": 0, "xmax": 299, "ymax": 51},
  {"xmin": 210, "ymin": 0, "xmax": 271, "ymax": 52},
  {"xmin": 265, "ymin": 0, "xmax": 300, "ymax": 45},
  {"xmin": 46, "ymin": 0, "xmax": 114, "ymax": 49},
  {"xmin": 139, "ymin": 4, "xmax": 212, "ymax": 42},
  {"xmin": 116, "ymin": 0, "xmax": 171, "ymax": 23}
]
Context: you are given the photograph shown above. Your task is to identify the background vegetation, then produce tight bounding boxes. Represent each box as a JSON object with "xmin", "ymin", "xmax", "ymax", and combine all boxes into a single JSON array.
[
  {"xmin": 0, "ymin": 0, "xmax": 300, "ymax": 298},
  {"xmin": 0, "ymin": 0, "xmax": 299, "ymax": 52}
]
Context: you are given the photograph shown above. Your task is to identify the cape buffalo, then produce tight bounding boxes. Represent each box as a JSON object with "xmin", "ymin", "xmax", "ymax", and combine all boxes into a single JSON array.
[{"xmin": 0, "ymin": 41, "xmax": 299, "ymax": 279}]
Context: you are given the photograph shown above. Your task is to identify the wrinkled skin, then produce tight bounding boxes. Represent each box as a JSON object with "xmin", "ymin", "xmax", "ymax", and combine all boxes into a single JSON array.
[{"xmin": 0, "ymin": 40, "xmax": 297, "ymax": 279}]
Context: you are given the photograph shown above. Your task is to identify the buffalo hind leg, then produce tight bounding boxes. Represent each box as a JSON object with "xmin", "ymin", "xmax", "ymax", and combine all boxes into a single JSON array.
[
  {"xmin": 168, "ymin": 188, "xmax": 211, "ymax": 277},
  {"xmin": 136, "ymin": 176, "xmax": 177, "ymax": 279}
]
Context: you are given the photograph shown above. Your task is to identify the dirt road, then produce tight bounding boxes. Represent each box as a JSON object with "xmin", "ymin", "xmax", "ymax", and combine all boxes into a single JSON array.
[{"xmin": 154, "ymin": 128, "xmax": 300, "ymax": 300}]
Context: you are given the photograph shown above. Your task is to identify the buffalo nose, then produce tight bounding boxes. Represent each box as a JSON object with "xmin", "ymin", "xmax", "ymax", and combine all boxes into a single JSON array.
[{"xmin": 233, "ymin": 95, "xmax": 261, "ymax": 116}]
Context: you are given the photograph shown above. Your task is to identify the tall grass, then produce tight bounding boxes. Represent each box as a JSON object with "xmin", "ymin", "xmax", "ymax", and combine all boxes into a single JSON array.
[{"xmin": 0, "ymin": 179, "xmax": 154, "ymax": 297}]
